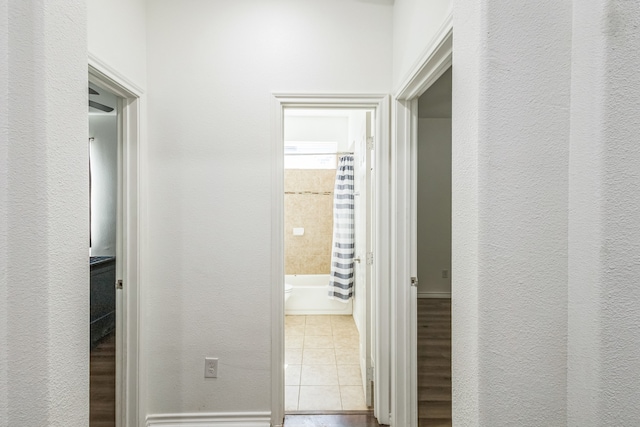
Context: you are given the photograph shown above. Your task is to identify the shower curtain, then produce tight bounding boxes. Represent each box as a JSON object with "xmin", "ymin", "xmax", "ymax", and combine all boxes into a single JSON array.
[{"xmin": 328, "ymin": 155, "xmax": 355, "ymax": 302}]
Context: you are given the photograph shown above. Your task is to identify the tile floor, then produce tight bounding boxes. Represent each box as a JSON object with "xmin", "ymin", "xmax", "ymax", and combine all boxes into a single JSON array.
[{"xmin": 285, "ymin": 315, "xmax": 367, "ymax": 411}]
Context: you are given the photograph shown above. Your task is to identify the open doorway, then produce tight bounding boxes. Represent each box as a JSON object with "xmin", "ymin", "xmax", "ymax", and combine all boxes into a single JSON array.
[
  {"xmin": 89, "ymin": 81, "xmax": 119, "ymax": 426},
  {"xmin": 416, "ymin": 67, "xmax": 452, "ymax": 426},
  {"xmin": 88, "ymin": 61, "xmax": 143, "ymax": 427},
  {"xmin": 271, "ymin": 94, "xmax": 391, "ymax": 427},
  {"xmin": 282, "ymin": 108, "xmax": 374, "ymax": 413},
  {"xmin": 391, "ymin": 25, "xmax": 452, "ymax": 427}
]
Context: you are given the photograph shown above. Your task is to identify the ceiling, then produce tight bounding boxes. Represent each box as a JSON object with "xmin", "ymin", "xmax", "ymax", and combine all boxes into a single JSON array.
[{"xmin": 418, "ymin": 67, "xmax": 452, "ymax": 118}]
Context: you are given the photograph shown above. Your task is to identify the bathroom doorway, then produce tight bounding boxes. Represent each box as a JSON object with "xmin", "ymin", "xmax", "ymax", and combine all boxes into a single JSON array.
[
  {"xmin": 271, "ymin": 95, "xmax": 391, "ymax": 427},
  {"xmin": 282, "ymin": 108, "xmax": 373, "ymax": 412}
]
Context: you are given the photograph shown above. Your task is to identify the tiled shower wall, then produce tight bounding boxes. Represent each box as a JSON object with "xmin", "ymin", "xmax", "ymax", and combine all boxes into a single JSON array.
[{"xmin": 285, "ymin": 169, "xmax": 335, "ymax": 274}]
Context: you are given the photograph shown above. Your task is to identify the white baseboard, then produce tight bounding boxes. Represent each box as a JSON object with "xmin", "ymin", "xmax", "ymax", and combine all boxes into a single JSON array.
[
  {"xmin": 146, "ymin": 412, "xmax": 272, "ymax": 427},
  {"xmin": 417, "ymin": 292, "xmax": 451, "ymax": 299}
]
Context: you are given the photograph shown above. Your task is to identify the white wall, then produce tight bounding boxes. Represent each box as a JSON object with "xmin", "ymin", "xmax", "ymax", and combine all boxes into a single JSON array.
[
  {"xmin": 568, "ymin": 2, "xmax": 640, "ymax": 425},
  {"xmin": 0, "ymin": 2, "xmax": 8, "ymax": 423},
  {"xmin": 89, "ymin": 115, "xmax": 118, "ymax": 257},
  {"xmin": 145, "ymin": 0, "xmax": 392, "ymax": 416},
  {"xmin": 452, "ymin": 0, "xmax": 572, "ymax": 425},
  {"xmin": 450, "ymin": 1, "xmax": 480, "ymax": 422},
  {"xmin": 417, "ymin": 118, "xmax": 451, "ymax": 297},
  {"xmin": 88, "ymin": 0, "xmax": 147, "ymax": 88},
  {"xmin": 1, "ymin": 1, "xmax": 88, "ymax": 425},
  {"xmin": 392, "ymin": 0, "xmax": 452, "ymax": 90}
]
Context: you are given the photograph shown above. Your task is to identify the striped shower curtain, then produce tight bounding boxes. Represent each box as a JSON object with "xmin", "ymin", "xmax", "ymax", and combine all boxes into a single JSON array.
[{"xmin": 328, "ymin": 155, "xmax": 355, "ymax": 302}]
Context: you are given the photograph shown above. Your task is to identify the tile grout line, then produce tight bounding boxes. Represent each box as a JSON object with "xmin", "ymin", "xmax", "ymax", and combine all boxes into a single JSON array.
[
  {"xmin": 287, "ymin": 315, "xmax": 363, "ymax": 411},
  {"xmin": 296, "ymin": 384, "xmax": 300, "ymax": 411}
]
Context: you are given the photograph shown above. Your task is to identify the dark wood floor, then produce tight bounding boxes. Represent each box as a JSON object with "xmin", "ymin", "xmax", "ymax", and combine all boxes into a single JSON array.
[
  {"xmin": 418, "ymin": 298, "xmax": 452, "ymax": 427},
  {"xmin": 285, "ymin": 413, "xmax": 381, "ymax": 426},
  {"xmin": 90, "ymin": 332, "xmax": 116, "ymax": 427}
]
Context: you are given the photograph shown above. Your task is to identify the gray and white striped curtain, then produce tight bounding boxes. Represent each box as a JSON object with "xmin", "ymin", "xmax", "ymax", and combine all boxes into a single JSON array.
[{"xmin": 328, "ymin": 155, "xmax": 355, "ymax": 302}]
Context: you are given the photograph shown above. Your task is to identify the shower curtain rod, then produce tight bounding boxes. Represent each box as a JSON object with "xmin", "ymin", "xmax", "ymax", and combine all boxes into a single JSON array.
[{"xmin": 284, "ymin": 151, "xmax": 354, "ymax": 156}]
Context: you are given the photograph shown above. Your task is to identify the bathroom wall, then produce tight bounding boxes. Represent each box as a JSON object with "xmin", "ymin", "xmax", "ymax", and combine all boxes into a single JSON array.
[
  {"xmin": 89, "ymin": 114, "xmax": 118, "ymax": 257},
  {"xmin": 284, "ymin": 169, "xmax": 335, "ymax": 274},
  {"xmin": 284, "ymin": 113, "xmax": 352, "ymax": 275}
]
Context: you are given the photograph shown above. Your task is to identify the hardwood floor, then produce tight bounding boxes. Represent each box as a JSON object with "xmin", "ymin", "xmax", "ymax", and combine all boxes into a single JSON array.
[
  {"xmin": 418, "ymin": 298, "xmax": 452, "ymax": 427},
  {"xmin": 285, "ymin": 413, "xmax": 381, "ymax": 426},
  {"xmin": 90, "ymin": 332, "xmax": 116, "ymax": 426}
]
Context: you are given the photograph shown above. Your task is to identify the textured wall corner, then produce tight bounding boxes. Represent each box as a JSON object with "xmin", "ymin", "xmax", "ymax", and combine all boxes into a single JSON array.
[
  {"xmin": 454, "ymin": 0, "xmax": 572, "ymax": 425},
  {"xmin": 1, "ymin": 0, "xmax": 9, "ymax": 424},
  {"xmin": 568, "ymin": 1, "xmax": 640, "ymax": 425},
  {"xmin": 5, "ymin": 1, "xmax": 89, "ymax": 425}
]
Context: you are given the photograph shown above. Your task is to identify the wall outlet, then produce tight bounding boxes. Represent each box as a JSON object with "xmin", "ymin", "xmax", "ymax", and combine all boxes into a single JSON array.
[
  {"xmin": 204, "ymin": 357, "xmax": 219, "ymax": 378},
  {"xmin": 442, "ymin": 270, "xmax": 449, "ymax": 279}
]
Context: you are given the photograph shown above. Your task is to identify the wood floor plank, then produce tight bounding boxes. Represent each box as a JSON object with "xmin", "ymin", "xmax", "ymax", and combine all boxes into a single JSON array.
[
  {"xmin": 90, "ymin": 332, "xmax": 115, "ymax": 426},
  {"xmin": 418, "ymin": 298, "xmax": 452, "ymax": 426}
]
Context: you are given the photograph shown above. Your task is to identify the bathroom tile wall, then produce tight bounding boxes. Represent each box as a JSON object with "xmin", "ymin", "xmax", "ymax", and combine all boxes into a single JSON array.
[{"xmin": 285, "ymin": 169, "xmax": 336, "ymax": 274}]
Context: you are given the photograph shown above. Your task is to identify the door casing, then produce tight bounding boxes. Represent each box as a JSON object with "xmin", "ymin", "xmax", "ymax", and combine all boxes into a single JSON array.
[{"xmin": 353, "ymin": 110, "xmax": 374, "ymax": 406}]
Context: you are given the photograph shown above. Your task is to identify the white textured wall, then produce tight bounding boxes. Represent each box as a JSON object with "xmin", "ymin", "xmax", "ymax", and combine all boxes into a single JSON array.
[
  {"xmin": 452, "ymin": 0, "xmax": 572, "ymax": 425},
  {"xmin": 451, "ymin": 0, "xmax": 481, "ymax": 422},
  {"xmin": 88, "ymin": 0, "xmax": 147, "ymax": 87},
  {"xmin": 417, "ymin": 118, "xmax": 451, "ymax": 297},
  {"xmin": 392, "ymin": 0, "xmax": 451, "ymax": 90},
  {"xmin": 89, "ymin": 115, "xmax": 118, "ymax": 257},
  {"xmin": 145, "ymin": 0, "xmax": 392, "ymax": 415},
  {"xmin": 568, "ymin": 2, "xmax": 640, "ymax": 425},
  {"xmin": 0, "ymin": 1, "xmax": 8, "ymax": 424},
  {"xmin": 2, "ymin": 1, "xmax": 88, "ymax": 425}
]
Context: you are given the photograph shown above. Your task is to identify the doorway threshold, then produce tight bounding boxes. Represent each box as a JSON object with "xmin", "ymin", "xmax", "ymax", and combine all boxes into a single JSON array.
[{"xmin": 284, "ymin": 411, "xmax": 381, "ymax": 427}]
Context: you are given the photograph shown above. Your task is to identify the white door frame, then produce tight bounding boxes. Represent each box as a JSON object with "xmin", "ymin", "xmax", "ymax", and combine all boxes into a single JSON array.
[
  {"xmin": 391, "ymin": 17, "xmax": 452, "ymax": 427},
  {"xmin": 89, "ymin": 54, "xmax": 143, "ymax": 427},
  {"xmin": 271, "ymin": 94, "xmax": 391, "ymax": 427}
]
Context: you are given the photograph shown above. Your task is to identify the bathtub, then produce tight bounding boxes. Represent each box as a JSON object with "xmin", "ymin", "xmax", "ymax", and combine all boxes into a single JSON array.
[{"xmin": 285, "ymin": 274, "xmax": 352, "ymax": 315}]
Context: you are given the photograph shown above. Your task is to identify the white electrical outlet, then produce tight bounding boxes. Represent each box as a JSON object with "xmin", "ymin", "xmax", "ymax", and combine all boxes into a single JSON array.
[{"xmin": 204, "ymin": 357, "xmax": 219, "ymax": 378}]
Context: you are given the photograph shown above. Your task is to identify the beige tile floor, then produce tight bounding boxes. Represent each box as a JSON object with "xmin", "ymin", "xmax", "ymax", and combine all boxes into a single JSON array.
[{"xmin": 285, "ymin": 315, "xmax": 367, "ymax": 411}]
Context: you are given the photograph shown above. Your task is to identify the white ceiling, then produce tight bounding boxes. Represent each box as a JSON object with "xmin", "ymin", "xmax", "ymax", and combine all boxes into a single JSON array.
[{"xmin": 418, "ymin": 67, "xmax": 452, "ymax": 118}]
